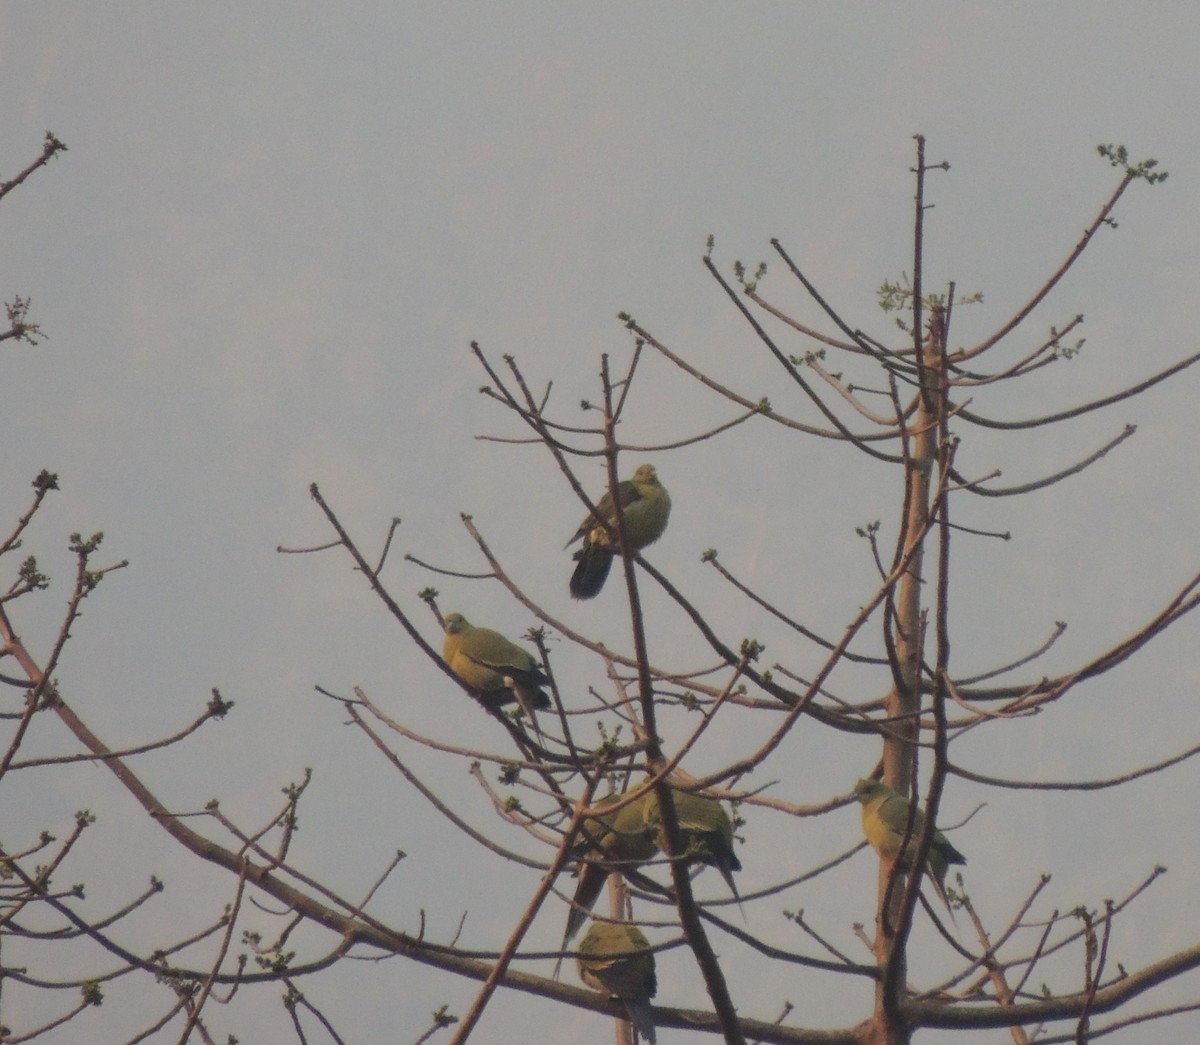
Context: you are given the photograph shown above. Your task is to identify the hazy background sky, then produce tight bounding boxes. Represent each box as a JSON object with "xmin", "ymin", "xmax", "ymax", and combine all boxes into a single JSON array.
[{"xmin": 4, "ymin": 5, "xmax": 1200, "ymax": 1042}]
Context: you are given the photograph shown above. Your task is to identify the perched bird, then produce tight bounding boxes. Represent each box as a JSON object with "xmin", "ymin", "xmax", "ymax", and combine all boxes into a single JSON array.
[
  {"xmin": 441, "ymin": 613, "xmax": 551, "ymax": 723},
  {"xmin": 566, "ymin": 463, "xmax": 671, "ymax": 600},
  {"xmin": 853, "ymin": 778, "xmax": 966, "ymax": 914},
  {"xmin": 563, "ymin": 791, "xmax": 659, "ymax": 945},
  {"xmin": 577, "ymin": 920, "xmax": 658, "ymax": 1044},
  {"xmin": 643, "ymin": 787, "xmax": 742, "ymax": 902}
]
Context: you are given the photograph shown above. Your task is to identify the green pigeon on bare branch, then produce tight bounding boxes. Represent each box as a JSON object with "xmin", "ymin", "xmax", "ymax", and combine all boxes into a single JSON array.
[
  {"xmin": 567, "ymin": 463, "xmax": 671, "ymax": 599},
  {"xmin": 643, "ymin": 787, "xmax": 742, "ymax": 902},
  {"xmin": 853, "ymin": 777, "xmax": 966, "ymax": 914},
  {"xmin": 563, "ymin": 791, "xmax": 658, "ymax": 945},
  {"xmin": 577, "ymin": 920, "xmax": 658, "ymax": 1044},
  {"xmin": 441, "ymin": 613, "xmax": 551, "ymax": 722}
]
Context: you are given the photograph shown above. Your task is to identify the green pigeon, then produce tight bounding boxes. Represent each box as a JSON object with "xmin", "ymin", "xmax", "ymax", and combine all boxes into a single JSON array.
[
  {"xmin": 566, "ymin": 463, "xmax": 671, "ymax": 600},
  {"xmin": 441, "ymin": 613, "xmax": 551, "ymax": 722},
  {"xmin": 853, "ymin": 778, "xmax": 966, "ymax": 914},
  {"xmin": 577, "ymin": 920, "xmax": 658, "ymax": 1044},
  {"xmin": 563, "ymin": 792, "xmax": 659, "ymax": 945},
  {"xmin": 643, "ymin": 787, "xmax": 741, "ymax": 902}
]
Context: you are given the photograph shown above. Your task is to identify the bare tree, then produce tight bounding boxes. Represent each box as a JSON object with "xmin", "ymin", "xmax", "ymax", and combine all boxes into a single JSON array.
[{"xmin": 3, "ymin": 133, "xmax": 1197, "ymax": 1044}]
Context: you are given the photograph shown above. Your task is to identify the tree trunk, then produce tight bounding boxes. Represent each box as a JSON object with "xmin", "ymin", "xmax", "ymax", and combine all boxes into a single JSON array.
[{"xmin": 871, "ymin": 312, "xmax": 944, "ymax": 1044}]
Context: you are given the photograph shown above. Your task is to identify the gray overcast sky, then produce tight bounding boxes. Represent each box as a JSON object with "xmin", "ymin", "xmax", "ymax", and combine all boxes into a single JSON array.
[{"xmin": 4, "ymin": 5, "xmax": 1200, "ymax": 1042}]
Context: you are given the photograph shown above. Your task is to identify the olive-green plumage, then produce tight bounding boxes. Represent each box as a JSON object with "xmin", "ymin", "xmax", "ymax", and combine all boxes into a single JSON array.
[
  {"xmin": 577, "ymin": 920, "xmax": 657, "ymax": 1044},
  {"xmin": 643, "ymin": 787, "xmax": 742, "ymax": 901},
  {"xmin": 442, "ymin": 613, "xmax": 550, "ymax": 719},
  {"xmin": 854, "ymin": 778, "xmax": 965, "ymax": 912},
  {"xmin": 564, "ymin": 792, "xmax": 658, "ymax": 945},
  {"xmin": 567, "ymin": 464, "xmax": 671, "ymax": 599}
]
